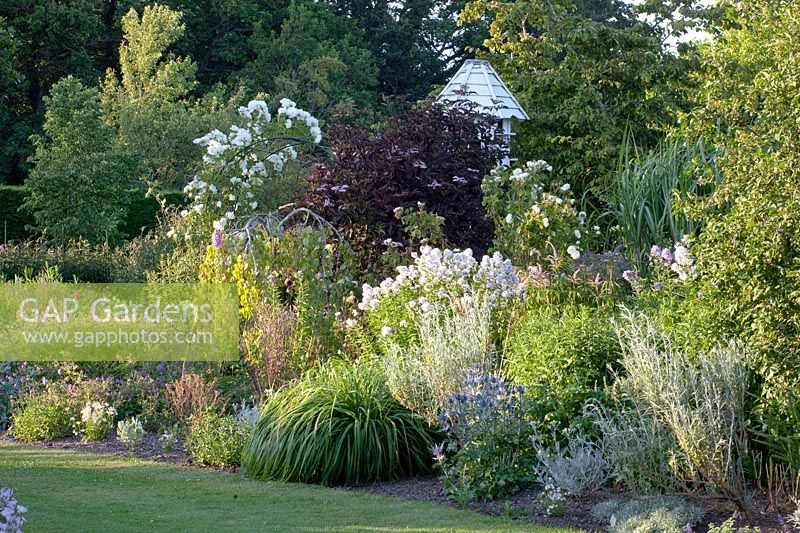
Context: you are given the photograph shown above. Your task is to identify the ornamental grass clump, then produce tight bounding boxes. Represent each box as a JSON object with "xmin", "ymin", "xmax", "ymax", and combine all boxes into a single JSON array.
[{"xmin": 242, "ymin": 361, "xmax": 436, "ymax": 486}]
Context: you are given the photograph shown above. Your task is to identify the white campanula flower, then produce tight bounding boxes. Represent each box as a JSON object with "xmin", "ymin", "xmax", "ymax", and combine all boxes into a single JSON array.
[
  {"xmin": 532, "ymin": 204, "xmax": 541, "ymax": 215},
  {"xmin": 381, "ymin": 326, "xmax": 392, "ymax": 336},
  {"xmin": 505, "ymin": 213, "xmax": 514, "ymax": 224},
  {"xmin": 249, "ymin": 202, "xmax": 258, "ymax": 210},
  {"xmin": 542, "ymin": 218, "xmax": 550, "ymax": 228},
  {"xmin": 560, "ymin": 183, "xmax": 570, "ymax": 192},
  {"xmin": 574, "ymin": 229, "xmax": 581, "ymax": 239},
  {"xmin": 345, "ymin": 319, "xmax": 357, "ymax": 328}
]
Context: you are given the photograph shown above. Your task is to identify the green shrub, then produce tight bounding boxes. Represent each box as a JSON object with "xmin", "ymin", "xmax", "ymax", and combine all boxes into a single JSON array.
[
  {"xmin": 24, "ymin": 76, "xmax": 141, "ymax": 246},
  {"xmin": 119, "ymin": 191, "xmax": 186, "ymax": 237},
  {"xmin": 592, "ymin": 496, "xmax": 704, "ymax": 533},
  {"xmin": 0, "ymin": 185, "xmax": 185, "ymax": 244},
  {"xmin": 681, "ymin": 0, "xmax": 800, "ymax": 466},
  {"xmin": 10, "ymin": 390, "xmax": 77, "ymax": 442},
  {"xmin": 243, "ymin": 361, "xmax": 436, "ymax": 485},
  {"xmin": 186, "ymin": 413, "xmax": 248, "ymax": 467},
  {"xmin": 435, "ymin": 369, "xmax": 537, "ymax": 503},
  {"xmin": 504, "ymin": 305, "xmax": 620, "ymax": 435}
]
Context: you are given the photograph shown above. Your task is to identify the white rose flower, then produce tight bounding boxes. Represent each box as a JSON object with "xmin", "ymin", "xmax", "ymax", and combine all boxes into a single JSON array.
[{"xmin": 567, "ymin": 245, "xmax": 581, "ymax": 260}]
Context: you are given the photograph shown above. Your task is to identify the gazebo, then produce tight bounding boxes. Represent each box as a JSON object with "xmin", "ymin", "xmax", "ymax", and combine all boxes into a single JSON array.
[{"xmin": 436, "ymin": 59, "xmax": 529, "ymax": 165}]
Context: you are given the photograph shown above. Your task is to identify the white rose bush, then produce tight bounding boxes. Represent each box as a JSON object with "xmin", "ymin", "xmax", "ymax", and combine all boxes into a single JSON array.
[
  {"xmin": 481, "ymin": 160, "xmax": 589, "ymax": 267},
  {"xmin": 174, "ymin": 98, "xmax": 322, "ymax": 241}
]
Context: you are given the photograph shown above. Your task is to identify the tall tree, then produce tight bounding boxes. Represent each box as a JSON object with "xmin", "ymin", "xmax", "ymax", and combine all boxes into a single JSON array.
[
  {"xmin": 245, "ymin": 0, "xmax": 379, "ymax": 116},
  {"xmin": 460, "ymin": 0, "xmax": 695, "ymax": 192},
  {"xmin": 101, "ymin": 5, "xmax": 238, "ymax": 190},
  {"xmin": 323, "ymin": 0, "xmax": 484, "ymax": 99},
  {"xmin": 0, "ymin": 18, "xmax": 31, "ymax": 184},
  {"xmin": 25, "ymin": 76, "xmax": 139, "ymax": 245}
]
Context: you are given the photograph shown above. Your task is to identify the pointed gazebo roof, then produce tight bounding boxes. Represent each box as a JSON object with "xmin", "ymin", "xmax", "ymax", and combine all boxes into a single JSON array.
[{"xmin": 437, "ymin": 59, "xmax": 529, "ymax": 121}]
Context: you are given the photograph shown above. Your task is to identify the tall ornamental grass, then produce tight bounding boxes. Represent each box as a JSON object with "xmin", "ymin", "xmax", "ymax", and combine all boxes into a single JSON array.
[
  {"xmin": 605, "ymin": 136, "xmax": 719, "ymax": 265},
  {"xmin": 242, "ymin": 361, "xmax": 436, "ymax": 486}
]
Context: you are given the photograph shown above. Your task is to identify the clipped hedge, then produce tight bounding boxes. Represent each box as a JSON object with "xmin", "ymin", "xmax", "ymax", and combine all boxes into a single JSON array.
[
  {"xmin": 0, "ymin": 186, "xmax": 29, "ymax": 242},
  {"xmin": 0, "ymin": 185, "xmax": 186, "ymax": 242}
]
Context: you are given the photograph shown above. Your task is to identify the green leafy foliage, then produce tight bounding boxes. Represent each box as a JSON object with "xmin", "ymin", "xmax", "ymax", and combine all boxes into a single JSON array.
[
  {"xmin": 0, "ymin": 186, "xmax": 185, "ymax": 243},
  {"xmin": 101, "ymin": 5, "xmax": 238, "ymax": 190},
  {"xmin": 482, "ymin": 160, "xmax": 587, "ymax": 267},
  {"xmin": 187, "ymin": 413, "xmax": 249, "ymax": 467},
  {"xmin": 10, "ymin": 389, "xmax": 77, "ymax": 442},
  {"xmin": 24, "ymin": 76, "xmax": 140, "ymax": 245},
  {"xmin": 503, "ymin": 305, "xmax": 619, "ymax": 436},
  {"xmin": 242, "ymin": 361, "xmax": 436, "ymax": 485},
  {"xmin": 460, "ymin": 0, "xmax": 690, "ymax": 192},
  {"xmin": 0, "ymin": 1, "xmax": 105, "ymax": 183},
  {"xmin": 245, "ymin": 1, "xmax": 379, "ymax": 116},
  {"xmin": 680, "ymin": 1, "xmax": 800, "ymax": 459},
  {"xmin": 0, "ymin": 237, "xmax": 173, "ymax": 283}
]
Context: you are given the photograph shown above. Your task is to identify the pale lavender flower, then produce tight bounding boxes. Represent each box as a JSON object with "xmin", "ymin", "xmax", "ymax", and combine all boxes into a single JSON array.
[{"xmin": 211, "ymin": 229, "xmax": 223, "ymax": 248}]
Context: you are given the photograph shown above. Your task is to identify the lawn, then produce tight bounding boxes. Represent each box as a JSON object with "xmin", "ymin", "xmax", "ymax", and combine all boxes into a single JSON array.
[{"xmin": 0, "ymin": 443, "xmax": 573, "ymax": 533}]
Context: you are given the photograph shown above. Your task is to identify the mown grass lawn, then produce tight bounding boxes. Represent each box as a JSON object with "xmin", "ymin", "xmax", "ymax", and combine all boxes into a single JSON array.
[{"xmin": 0, "ymin": 443, "xmax": 574, "ymax": 533}]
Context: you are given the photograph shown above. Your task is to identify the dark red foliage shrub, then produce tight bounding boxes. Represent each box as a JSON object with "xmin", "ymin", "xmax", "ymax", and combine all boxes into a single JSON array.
[{"xmin": 304, "ymin": 101, "xmax": 504, "ymax": 276}]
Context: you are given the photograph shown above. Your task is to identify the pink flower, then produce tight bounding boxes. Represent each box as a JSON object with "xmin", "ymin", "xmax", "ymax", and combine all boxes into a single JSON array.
[{"xmin": 211, "ymin": 229, "xmax": 223, "ymax": 248}]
